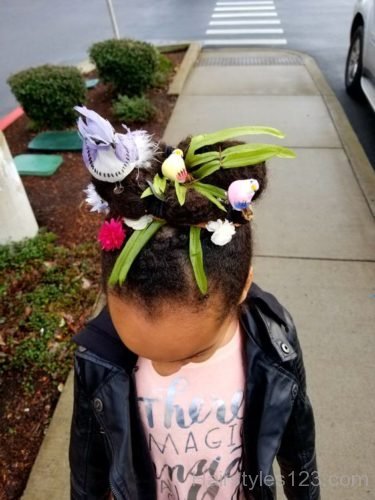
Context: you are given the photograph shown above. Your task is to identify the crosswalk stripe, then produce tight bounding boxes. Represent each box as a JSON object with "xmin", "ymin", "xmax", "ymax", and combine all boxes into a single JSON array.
[
  {"xmin": 212, "ymin": 12, "xmax": 277, "ymax": 17},
  {"xmin": 216, "ymin": 1, "xmax": 274, "ymax": 4},
  {"xmin": 209, "ymin": 19, "xmax": 281, "ymax": 24},
  {"xmin": 206, "ymin": 28, "xmax": 283, "ymax": 34},
  {"xmin": 215, "ymin": 6, "xmax": 275, "ymax": 10},
  {"xmin": 216, "ymin": 0, "xmax": 273, "ymax": 7},
  {"xmin": 204, "ymin": 38, "xmax": 287, "ymax": 45}
]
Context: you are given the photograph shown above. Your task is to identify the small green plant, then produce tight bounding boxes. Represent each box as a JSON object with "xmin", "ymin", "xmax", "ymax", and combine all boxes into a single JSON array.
[
  {"xmin": 89, "ymin": 38, "xmax": 158, "ymax": 96},
  {"xmin": 7, "ymin": 64, "xmax": 86, "ymax": 130},
  {"xmin": 112, "ymin": 95, "xmax": 156, "ymax": 124},
  {"xmin": 153, "ymin": 52, "xmax": 174, "ymax": 87},
  {"xmin": 0, "ymin": 229, "xmax": 100, "ymax": 382}
]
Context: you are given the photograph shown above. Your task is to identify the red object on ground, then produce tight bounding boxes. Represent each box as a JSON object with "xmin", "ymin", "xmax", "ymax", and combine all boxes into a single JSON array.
[{"xmin": 0, "ymin": 106, "xmax": 24, "ymax": 131}]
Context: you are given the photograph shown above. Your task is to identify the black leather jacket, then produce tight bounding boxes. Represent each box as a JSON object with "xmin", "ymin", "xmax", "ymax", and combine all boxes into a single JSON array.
[{"xmin": 69, "ymin": 283, "xmax": 320, "ymax": 500}]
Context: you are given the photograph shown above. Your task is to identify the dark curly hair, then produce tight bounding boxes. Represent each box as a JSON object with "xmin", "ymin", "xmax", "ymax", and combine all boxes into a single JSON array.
[{"xmin": 94, "ymin": 137, "xmax": 268, "ymax": 322}]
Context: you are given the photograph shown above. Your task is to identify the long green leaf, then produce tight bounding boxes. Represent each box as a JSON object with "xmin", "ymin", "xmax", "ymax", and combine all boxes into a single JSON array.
[
  {"xmin": 186, "ymin": 126, "xmax": 285, "ymax": 163},
  {"xmin": 222, "ymin": 147, "xmax": 296, "ymax": 168},
  {"xmin": 189, "ymin": 226, "xmax": 208, "ymax": 295},
  {"xmin": 222, "ymin": 143, "xmax": 296, "ymax": 158},
  {"xmin": 222, "ymin": 145, "xmax": 296, "ymax": 162},
  {"xmin": 193, "ymin": 181, "xmax": 227, "ymax": 199},
  {"xmin": 175, "ymin": 180, "xmax": 187, "ymax": 206},
  {"xmin": 191, "ymin": 184, "xmax": 227, "ymax": 212},
  {"xmin": 191, "ymin": 159, "xmax": 221, "ymax": 180},
  {"xmin": 188, "ymin": 151, "xmax": 220, "ymax": 168},
  {"xmin": 108, "ymin": 220, "xmax": 166, "ymax": 286}
]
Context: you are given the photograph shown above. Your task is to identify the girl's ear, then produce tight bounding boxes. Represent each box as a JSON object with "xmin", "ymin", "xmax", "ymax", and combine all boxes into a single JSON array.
[{"xmin": 238, "ymin": 265, "xmax": 254, "ymax": 305}]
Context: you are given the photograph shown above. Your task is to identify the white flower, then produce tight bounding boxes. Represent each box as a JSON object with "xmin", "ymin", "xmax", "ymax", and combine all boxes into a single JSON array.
[
  {"xmin": 206, "ymin": 219, "xmax": 236, "ymax": 246},
  {"xmin": 83, "ymin": 183, "xmax": 109, "ymax": 214},
  {"xmin": 123, "ymin": 214, "xmax": 153, "ymax": 230}
]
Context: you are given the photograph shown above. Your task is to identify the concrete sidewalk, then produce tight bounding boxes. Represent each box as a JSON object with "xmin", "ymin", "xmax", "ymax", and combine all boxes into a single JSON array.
[{"xmin": 22, "ymin": 47, "xmax": 375, "ymax": 500}]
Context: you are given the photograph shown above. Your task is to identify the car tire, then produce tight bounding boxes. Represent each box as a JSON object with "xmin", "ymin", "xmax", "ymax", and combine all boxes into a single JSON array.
[{"xmin": 345, "ymin": 26, "xmax": 364, "ymax": 99}]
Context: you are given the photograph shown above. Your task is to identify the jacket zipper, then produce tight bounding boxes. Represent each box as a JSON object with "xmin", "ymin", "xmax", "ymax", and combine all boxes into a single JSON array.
[{"xmin": 109, "ymin": 475, "xmax": 123, "ymax": 500}]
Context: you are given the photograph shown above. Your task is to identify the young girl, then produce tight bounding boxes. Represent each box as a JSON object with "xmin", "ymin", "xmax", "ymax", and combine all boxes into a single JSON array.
[{"xmin": 69, "ymin": 106, "xmax": 320, "ymax": 500}]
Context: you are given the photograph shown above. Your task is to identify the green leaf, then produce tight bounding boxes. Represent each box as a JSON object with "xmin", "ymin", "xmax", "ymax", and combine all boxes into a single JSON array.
[
  {"xmin": 191, "ymin": 184, "xmax": 227, "ymax": 212},
  {"xmin": 140, "ymin": 186, "xmax": 153, "ymax": 198},
  {"xmin": 191, "ymin": 159, "xmax": 221, "ymax": 180},
  {"xmin": 189, "ymin": 226, "xmax": 208, "ymax": 295},
  {"xmin": 108, "ymin": 220, "xmax": 166, "ymax": 286},
  {"xmin": 187, "ymin": 151, "xmax": 220, "ymax": 168},
  {"xmin": 222, "ymin": 145, "xmax": 296, "ymax": 168},
  {"xmin": 174, "ymin": 180, "xmax": 187, "ymax": 206},
  {"xmin": 186, "ymin": 126, "xmax": 285, "ymax": 164},
  {"xmin": 153, "ymin": 173, "xmax": 168, "ymax": 193},
  {"xmin": 193, "ymin": 181, "xmax": 227, "ymax": 199},
  {"xmin": 145, "ymin": 180, "xmax": 166, "ymax": 201}
]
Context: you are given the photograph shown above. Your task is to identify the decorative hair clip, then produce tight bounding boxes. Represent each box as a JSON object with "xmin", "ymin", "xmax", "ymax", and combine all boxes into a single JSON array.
[
  {"xmin": 75, "ymin": 107, "xmax": 296, "ymax": 296},
  {"xmin": 74, "ymin": 105, "xmax": 157, "ymax": 190}
]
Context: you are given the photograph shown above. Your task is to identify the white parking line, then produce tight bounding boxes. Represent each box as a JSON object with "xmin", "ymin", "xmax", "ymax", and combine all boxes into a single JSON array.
[
  {"xmin": 214, "ymin": 6, "xmax": 276, "ymax": 10},
  {"xmin": 212, "ymin": 12, "xmax": 278, "ymax": 17},
  {"xmin": 206, "ymin": 28, "xmax": 283, "ymax": 34},
  {"xmin": 204, "ymin": 38, "xmax": 287, "ymax": 45},
  {"xmin": 209, "ymin": 19, "xmax": 281, "ymax": 24}
]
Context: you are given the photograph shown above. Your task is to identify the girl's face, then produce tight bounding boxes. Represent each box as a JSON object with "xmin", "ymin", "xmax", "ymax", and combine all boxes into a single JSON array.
[{"xmin": 107, "ymin": 268, "xmax": 253, "ymax": 376}]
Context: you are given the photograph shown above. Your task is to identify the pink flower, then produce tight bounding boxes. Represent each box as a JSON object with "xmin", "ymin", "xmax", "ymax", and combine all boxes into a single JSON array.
[{"xmin": 98, "ymin": 218, "xmax": 126, "ymax": 251}]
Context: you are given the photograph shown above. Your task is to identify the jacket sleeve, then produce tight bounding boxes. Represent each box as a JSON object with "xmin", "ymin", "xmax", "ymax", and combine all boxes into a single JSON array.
[
  {"xmin": 276, "ymin": 311, "xmax": 321, "ymax": 500},
  {"xmin": 69, "ymin": 349, "xmax": 111, "ymax": 500}
]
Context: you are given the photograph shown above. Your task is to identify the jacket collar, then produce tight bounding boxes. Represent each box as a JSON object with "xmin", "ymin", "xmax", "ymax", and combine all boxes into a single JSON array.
[{"xmin": 72, "ymin": 282, "xmax": 288, "ymax": 370}]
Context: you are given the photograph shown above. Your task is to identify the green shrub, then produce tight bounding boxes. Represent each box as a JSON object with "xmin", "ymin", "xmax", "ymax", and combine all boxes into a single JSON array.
[
  {"xmin": 112, "ymin": 95, "xmax": 156, "ymax": 124},
  {"xmin": 7, "ymin": 65, "xmax": 86, "ymax": 130},
  {"xmin": 89, "ymin": 38, "xmax": 158, "ymax": 96},
  {"xmin": 153, "ymin": 52, "xmax": 174, "ymax": 87}
]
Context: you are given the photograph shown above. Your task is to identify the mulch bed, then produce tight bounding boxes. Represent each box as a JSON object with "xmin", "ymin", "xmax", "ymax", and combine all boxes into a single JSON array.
[{"xmin": 0, "ymin": 50, "xmax": 184, "ymax": 500}]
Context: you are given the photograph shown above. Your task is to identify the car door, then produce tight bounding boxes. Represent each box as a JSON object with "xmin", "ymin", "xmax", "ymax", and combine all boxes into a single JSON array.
[{"xmin": 363, "ymin": 0, "xmax": 375, "ymax": 81}]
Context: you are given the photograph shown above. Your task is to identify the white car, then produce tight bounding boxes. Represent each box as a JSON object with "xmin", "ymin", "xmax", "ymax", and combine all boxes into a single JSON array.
[{"xmin": 345, "ymin": 0, "xmax": 375, "ymax": 111}]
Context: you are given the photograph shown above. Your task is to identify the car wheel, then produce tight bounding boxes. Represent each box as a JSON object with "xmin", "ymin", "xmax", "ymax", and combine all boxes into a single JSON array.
[{"xmin": 345, "ymin": 26, "xmax": 364, "ymax": 99}]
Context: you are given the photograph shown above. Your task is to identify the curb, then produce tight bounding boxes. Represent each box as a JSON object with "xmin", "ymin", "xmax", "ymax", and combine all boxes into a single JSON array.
[
  {"xmin": 297, "ymin": 49, "xmax": 375, "ymax": 218},
  {"xmin": 168, "ymin": 42, "xmax": 202, "ymax": 95}
]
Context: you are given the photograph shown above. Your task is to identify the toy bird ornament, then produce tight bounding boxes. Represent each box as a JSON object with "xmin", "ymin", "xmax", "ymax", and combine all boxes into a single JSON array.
[
  {"xmin": 74, "ymin": 106, "xmax": 156, "ymax": 187},
  {"xmin": 161, "ymin": 148, "xmax": 190, "ymax": 183},
  {"xmin": 228, "ymin": 178, "xmax": 260, "ymax": 220}
]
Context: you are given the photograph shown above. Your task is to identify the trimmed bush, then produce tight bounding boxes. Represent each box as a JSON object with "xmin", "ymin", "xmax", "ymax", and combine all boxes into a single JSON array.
[
  {"xmin": 112, "ymin": 95, "xmax": 156, "ymax": 124},
  {"xmin": 89, "ymin": 38, "xmax": 158, "ymax": 96},
  {"xmin": 153, "ymin": 52, "xmax": 174, "ymax": 87},
  {"xmin": 7, "ymin": 64, "xmax": 86, "ymax": 130}
]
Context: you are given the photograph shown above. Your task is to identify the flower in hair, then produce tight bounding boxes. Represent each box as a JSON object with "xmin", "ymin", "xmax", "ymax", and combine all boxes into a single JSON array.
[
  {"xmin": 228, "ymin": 178, "xmax": 260, "ymax": 211},
  {"xmin": 206, "ymin": 219, "xmax": 236, "ymax": 246},
  {"xmin": 74, "ymin": 105, "xmax": 156, "ymax": 183},
  {"xmin": 123, "ymin": 214, "xmax": 153, "ymax": 230},
  {"xmin": 83, "ymin": 183, "xmax": 109, "ymax": 214},
  {"xmin": 98, "ymin": 218, "xmax": 126, "ymax": 251}
]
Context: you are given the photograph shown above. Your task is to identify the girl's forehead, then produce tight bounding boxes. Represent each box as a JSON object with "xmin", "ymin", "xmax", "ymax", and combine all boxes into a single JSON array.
[{"xmin": 107, "ymin": 293, "xmax": 222, "ymax": 362}]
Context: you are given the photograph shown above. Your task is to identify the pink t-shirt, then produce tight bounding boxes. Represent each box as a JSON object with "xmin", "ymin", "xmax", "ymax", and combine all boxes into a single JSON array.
[{"xmin": 134, "ymin": 321, "xmax": 246, "ymax": 500}]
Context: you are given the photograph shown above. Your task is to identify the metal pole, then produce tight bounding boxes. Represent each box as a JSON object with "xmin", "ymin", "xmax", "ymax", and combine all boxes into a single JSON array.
[{"xmin": 106, "ymin": 0, "xmax": 120, "ymax": 39}]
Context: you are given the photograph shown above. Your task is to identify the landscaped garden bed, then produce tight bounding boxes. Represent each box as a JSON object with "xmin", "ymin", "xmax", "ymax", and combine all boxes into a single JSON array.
[{"xmin": 0, "ymin": 45, "xmax": 185, "ymax": 500}]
